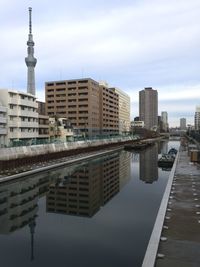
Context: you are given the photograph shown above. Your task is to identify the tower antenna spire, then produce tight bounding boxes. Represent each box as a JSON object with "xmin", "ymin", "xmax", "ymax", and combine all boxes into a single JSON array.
[
  {"xmin": 25, "ymin": 7, "xmax": 37, "ymax": 96},
  {"xmin": 29, "ymin": 7, "xmax": 32, "ymax": 34}
]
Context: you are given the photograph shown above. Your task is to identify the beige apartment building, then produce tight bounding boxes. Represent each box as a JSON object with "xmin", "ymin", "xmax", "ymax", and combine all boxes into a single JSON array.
[
  {"xmin": 45, "ymin": 78, "xmax": 131, "ymax": 137},
  {"xmin": 45, "ymin": 78, "xmax": 100, "ymax": 137},
  {"xmin": 111, "ymin": 87, "xmax": 130, "ymax": 134},
  {"xmin": 99, "ymin": 82, "xmax": 119, "ymax": 136}
]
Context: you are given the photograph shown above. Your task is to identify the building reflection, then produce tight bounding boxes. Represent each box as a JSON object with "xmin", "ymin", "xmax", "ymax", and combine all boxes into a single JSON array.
[
  {"xmin": 47, "ymin": 152, "xmax": 131, "ymax": 217},
  {"xmin": 0, "ymin": 151, "xmax": 131, "ymax": 231},
  {"xmin": 139, "ymin": 144, "xmax": 158, "ymax": 183}
]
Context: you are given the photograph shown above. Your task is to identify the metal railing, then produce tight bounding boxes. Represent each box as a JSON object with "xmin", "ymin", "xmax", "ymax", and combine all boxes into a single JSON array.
[{"xmin": 6, "ymin": 134, "xmax": 139, "ymax": 148}]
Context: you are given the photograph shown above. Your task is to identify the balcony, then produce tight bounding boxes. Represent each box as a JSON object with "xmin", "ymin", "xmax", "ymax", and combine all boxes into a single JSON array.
[
  {"xmin": 0, "ymin": 128, "xmax": 7, "ymax": 135},
  {"xmin": 0, "ymin": 117, "xmax": 6, "ymax": 124},
  {"xmin": 8, "ymin": 97, "xmax": 18, "ymax": 105},
  {"xmin": 19, "ymin": 99, "xmax": 38, "ymax": 108},
  {"xmin": 18, "ymin": 111, "xmax": 38, "ymax": 118},
  {"xmin": 8, "ymin": 121, "xmax": 18, "ymax": 127},
  {"xmin": 9, "ymin": 109, "xmax": 18, "ymax": 116},
  {"xmin": 19, "ymin": 122, "xmax": 39, "ymax": 128}
]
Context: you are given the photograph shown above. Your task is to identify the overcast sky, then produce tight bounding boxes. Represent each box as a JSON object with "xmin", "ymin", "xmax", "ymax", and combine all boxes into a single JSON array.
[{"xmin": 0, "ymin": 0, "xmax": 200, "ymax": 127}]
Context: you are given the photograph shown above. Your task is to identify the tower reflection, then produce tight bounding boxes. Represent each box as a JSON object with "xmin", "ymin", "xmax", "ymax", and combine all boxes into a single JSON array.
[{"xmin": 139, "ymin": 145, "xmax": 158, "ymax": 183}]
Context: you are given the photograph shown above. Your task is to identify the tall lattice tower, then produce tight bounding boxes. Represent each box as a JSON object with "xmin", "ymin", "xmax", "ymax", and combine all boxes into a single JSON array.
[{"xmin": 25, "ymin": 7, "xmax": 37, "ymax": 95}]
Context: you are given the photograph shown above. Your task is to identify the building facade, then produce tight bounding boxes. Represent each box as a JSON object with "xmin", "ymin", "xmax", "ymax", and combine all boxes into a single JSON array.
[
  {"xmin": 0, "ymin": 103, "xmax": 7, "ymax": 147},
  {"xmin": 0, "ymin": 89, "xmax": 38, "ymax": 146},
  {"xmin": 45, "ymin": 78, "xmax": 100, "ymax": 137},
  {"xmin": 180, "ymin": 118, "xmax": 186, "ymax": 130},
  {"xmin": 111, "ymin": 87, "xmax": 130, "ymax": 134},
  {"xmin": 99, "ymin": 83, "xmax": 119, "ymax": 136},
  {"xmin": 194, "ymin": 106, "xmax": 200, "ymax": 131},
  {"xmin": 139, "ymin": 87, "xmax": 158, "ymax": 130},
  {"xmin": 37, "ymin": 101, "xmax": 49, "ymax": 142},
  {"xmin": 161, "ymin": 111, "xmax": 168, "ymax": 132}
]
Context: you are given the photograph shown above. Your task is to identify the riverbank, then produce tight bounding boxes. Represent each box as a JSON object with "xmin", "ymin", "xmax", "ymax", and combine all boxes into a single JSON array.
[
  {"xmin": 142, "ymin": 143, "xmax": 200, "ymax": 267},
  {"xmin": 0, "ymin": 136, "xmax": 163, "ymax": 172}
]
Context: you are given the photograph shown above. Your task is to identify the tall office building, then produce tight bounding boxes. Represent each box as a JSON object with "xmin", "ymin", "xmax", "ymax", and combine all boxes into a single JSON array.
[
  {"xmin": 139, "ymin": 87, "xmax": 158, "ymax": 130},
  {"xmin": 194, "ymin": 106, "xmax": 200, "ymax": 131},
  {"xmin": 25, "ymin": 7, "xmax": 37, "ymax": 96},
  {"xmin": 161, "ymin": 111, "xmax": 168, "ymax": 132},
  {"xmin": 180, "ymin": 118, "xmax": 186, "ymax": 130}
]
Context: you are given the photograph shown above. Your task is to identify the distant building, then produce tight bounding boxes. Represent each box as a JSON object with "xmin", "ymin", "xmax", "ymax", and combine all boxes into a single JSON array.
[
  {"xmin": 139, "ymin": 87, "xmax": 158, "ymax": 130},
  {"xmin": 0, "ymin": 89, "xmax": 38, "ymax": 146},
  {"xmin": 180, "ymin": 118, "xmax": 186, "ymax": 130},
  {"xmin": 161, "ymin": 111, "xmax": 169, "ymax": 132},
  {"xmin": 131, "ymin": 121, "xmax": 144, "ymax": 128},
  {"xmin": 194, "ymin": 106, "xmax": 200, "ymax": 131}
]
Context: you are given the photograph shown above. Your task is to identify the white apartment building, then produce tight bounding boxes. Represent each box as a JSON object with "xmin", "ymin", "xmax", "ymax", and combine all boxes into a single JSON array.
[
  {"xmin": 194, "ymin": 106, "xmax": 200, "ymax": 131},
  {"xmin": 110, "ymin": 87, "xmax": 131, "ymax": 134},
  {"xmin": 0, "ymin": 89, "xmax": 38, "ymax": 146},
  {"xmin": 0, "ymin": 103, "xmax": 7, "ymax": 147}
]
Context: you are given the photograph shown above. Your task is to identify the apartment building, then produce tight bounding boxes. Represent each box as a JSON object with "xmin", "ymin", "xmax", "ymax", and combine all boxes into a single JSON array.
[
  {"xmin": 45, "ymin": 78, "xmax": 100, "ymax": 137},
  {"xmin": 0, "ymin": 89, "xmax": 38, "ymax": 146},
  {"xmin": 194, "ymin": 106, "xmax": 200, "ymax": 131},
  {"xmin": 111, "ymin": 87, "xmax": 130, "ymax": 134},
  {"xmin": 0, "ymin": 103, "xmax": 7, "ymax": 147},
  {"xmin": 37, "ymin": 101, "xmax": 49, "ymax": 142},
  {"xmin": 139, "ymin": 87, "xmax": 158, "ymax": 130},
  {"xmin": 99, "ymin": 82, "xmax": 119, "ymax": 136}
]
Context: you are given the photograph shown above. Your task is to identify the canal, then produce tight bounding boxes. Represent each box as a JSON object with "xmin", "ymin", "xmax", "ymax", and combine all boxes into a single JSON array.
[{"xmin": 0, "ymin": 140, "xmax": 179, "ymax": 267}]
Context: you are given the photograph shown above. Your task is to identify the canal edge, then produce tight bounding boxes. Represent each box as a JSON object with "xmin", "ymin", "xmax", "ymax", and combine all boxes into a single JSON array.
[
  {"xmin": 141, "ymin": 150, "xmax": 179, "ymax": 267},
  {"xmin": 0, "ymin": 147, "xmax": 123, "ymax": 184}
]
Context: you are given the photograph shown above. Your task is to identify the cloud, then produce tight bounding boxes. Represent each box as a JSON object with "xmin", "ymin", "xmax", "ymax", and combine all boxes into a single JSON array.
[{"xmin": 0, "ymin": 0, "xmax": 200, "ymax": 127}]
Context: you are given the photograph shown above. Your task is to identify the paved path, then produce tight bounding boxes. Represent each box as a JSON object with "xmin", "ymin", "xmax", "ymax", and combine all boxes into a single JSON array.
[{"xmin": 156, "ymin": 148, "xmax": 200, "ymax": 267}]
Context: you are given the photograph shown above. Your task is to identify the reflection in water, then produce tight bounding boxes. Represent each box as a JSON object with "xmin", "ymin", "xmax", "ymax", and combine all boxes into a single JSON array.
[
  {"xmin": 0, "ymin": 141, "xmax": 179, "ymax": 267},
  {"xmin": 0, "ymin": 152, "xmax": 131, "ymax": 236},
  {"xmin": 139, "ymin": 144, "xmax": 158, "ymax": 183},
  {"xmin": 47, "ymin": 152, "xmax": 131, "ymax": 217}
]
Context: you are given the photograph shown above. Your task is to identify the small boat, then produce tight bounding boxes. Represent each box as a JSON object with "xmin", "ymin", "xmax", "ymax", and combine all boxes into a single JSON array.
[
  {"xmin": 158, "ymin": 154, "xmax": 175, "ymax": 168},
  {"xmin": 168, "ymin": 148, "xmax": 178, "ymax": 156}
]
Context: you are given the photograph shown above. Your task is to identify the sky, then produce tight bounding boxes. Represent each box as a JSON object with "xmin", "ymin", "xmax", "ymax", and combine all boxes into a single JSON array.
[{"xmin": 0, "ymin": 0, "xmax": 200, "ymax": 127}]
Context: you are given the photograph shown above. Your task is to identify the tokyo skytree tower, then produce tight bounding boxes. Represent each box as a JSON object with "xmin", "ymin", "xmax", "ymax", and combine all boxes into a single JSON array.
[{"xmin": 25, "ymin": 7, "xmax": 37, "ymax": 95}]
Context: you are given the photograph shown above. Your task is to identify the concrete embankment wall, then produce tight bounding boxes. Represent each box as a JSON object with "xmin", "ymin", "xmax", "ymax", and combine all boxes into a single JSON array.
[
  {"xmin": 0, "ymin": 137, "xmax": 135, "ymax": 170},
  {"xmin": 142, "ymin": 150, "xmax": 179, "ymax": 267}
]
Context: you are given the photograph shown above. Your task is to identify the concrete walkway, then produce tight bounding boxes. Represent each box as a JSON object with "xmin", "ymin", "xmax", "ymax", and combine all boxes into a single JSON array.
[{"xmin": 156, "ymin": 148, "xmax": 200, "ymax": 267}]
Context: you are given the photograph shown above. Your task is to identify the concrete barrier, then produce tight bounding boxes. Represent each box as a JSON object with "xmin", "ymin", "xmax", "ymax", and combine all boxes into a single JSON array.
[
  {"xmin": 0, "ymin": 136, "xmax": 134, "ymax": 161},
  {"xmin": 142, "ymin": 150, "xmax": 180, "ymax": 267}
]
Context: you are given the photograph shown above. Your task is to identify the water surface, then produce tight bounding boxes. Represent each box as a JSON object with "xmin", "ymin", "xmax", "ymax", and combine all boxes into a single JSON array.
[{"xmin": 0, "ymin": 141, "xmax": 179, "ymax": 267}]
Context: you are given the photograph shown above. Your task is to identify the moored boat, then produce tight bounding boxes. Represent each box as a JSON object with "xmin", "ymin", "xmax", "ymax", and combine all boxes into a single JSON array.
[{"xmin": 158, "ymin": 154, "xmax": 175, "ymax": 168}]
